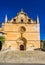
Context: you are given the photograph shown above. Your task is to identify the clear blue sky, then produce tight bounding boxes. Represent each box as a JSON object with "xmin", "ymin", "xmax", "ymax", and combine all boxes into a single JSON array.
[{"xmin": 0, "ymin": 0, "xmax": 45, "ymax": 40}]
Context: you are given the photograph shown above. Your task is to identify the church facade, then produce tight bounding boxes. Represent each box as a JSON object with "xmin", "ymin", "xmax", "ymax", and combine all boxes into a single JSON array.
[{"xmin": 0, "ymin": 10, "xmax": 40, "ymax": 51}]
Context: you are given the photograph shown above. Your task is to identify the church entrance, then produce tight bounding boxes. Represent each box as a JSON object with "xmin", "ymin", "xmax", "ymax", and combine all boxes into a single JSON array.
[
  {"xmin": 20, "ymin": 45, "xmax": 24, "ymax": 50},
  {"xmin": 16, "ymin": 37, "xmax": 27, "ymax": 51},
  {"xmin": 0, "ymin": 41, "xmax": 2, "ymax": 51}
]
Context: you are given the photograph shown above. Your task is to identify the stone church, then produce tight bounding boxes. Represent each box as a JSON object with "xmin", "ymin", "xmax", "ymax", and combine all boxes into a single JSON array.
[{"xmin": 0, "ymin": 10, "xmax": 40, "ymax": 51}]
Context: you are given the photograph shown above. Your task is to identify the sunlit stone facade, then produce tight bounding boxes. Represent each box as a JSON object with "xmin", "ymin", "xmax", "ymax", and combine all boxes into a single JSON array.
[{"xmin": 0, "ymin": 10, "xmax": 40, "ymax": 51}]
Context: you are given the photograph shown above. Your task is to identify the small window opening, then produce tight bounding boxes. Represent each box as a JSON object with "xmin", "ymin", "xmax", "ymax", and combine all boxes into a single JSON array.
[
  {"xmin": 21, "ymin": 19, "xmax": 23, "ymax": 23},
  {"xmin": 13, "ymin": 19, "xmax": 16, "ymax": 21}
]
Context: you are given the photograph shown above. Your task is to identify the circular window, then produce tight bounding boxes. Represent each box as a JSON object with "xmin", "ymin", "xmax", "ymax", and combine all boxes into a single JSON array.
[{"xmin": 19, "ymin": 26, "xmax": 26, "ymax": 33}]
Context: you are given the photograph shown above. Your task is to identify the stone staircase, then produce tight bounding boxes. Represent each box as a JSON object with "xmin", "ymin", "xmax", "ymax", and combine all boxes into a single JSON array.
[{"xmin": 0, "ymin": 50, "xmax": 45, "ymax": 63}]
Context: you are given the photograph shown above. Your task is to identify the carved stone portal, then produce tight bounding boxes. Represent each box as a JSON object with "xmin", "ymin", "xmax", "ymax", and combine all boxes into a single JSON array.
[{"xmin": 16, "ymin": 37, "xmax": 27, "ymax": 50}]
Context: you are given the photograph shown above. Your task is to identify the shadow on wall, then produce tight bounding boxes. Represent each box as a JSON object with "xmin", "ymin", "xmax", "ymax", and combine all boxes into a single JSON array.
[{"xmin": 0, "ymin": 41, "xmax": 2, "ymax": 51}]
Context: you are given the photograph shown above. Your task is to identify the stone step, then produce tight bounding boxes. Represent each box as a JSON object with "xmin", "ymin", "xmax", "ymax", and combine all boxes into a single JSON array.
[{"xmin": 0, "ymin": 50, "xmax": 45, "ymax": 63}]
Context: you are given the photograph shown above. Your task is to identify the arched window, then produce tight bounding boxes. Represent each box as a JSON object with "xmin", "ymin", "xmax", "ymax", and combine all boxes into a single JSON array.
[
  {"xmin": 21, "ymin": 19, "xmax": 23, "ymax": 23},
  {"xmin": 12, "ymin": 19, "xmax": 16, "ymax": 24},
  {"xmin": 28, "ymin": 19, "xmax": 31, "ymax": 23},
  {"xmin": 13, "ymin": 19, "xmax": 16, "ymax": 21}
]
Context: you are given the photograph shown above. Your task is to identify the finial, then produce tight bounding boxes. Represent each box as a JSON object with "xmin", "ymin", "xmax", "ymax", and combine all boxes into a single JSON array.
[
  {"xmin": 5, "ymin": 14, "xmax": 8, "ymax": 23},
  {"xmin": 36, "ymin": 16, "xmax": 39, "ymax": 23},
  {"xmin": 21, "ymin": 8, "xmax": 23, "ymax": 11}
]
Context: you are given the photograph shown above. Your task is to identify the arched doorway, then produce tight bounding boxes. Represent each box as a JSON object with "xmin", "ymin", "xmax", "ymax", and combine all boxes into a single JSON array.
[
  {"xmin": 0, "ymin": 41, "xmax": 2, "ymax": 51},
  {"xmin": 16, "ymin": 37, "xmax": 27, "ymax": 51},
  {"xmin": 20, "ymin": 45, "xmax": 24, "ymax": 50}
]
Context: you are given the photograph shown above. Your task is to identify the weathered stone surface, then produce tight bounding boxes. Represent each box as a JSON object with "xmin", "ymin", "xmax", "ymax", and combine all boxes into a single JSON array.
[
  {"xmin": 0, "ymin": 50, "xmax": 45, "ymax": 63},
  {"xmin": 0, "ymin": 10, "xmax": 40, "ymax": 51}
]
